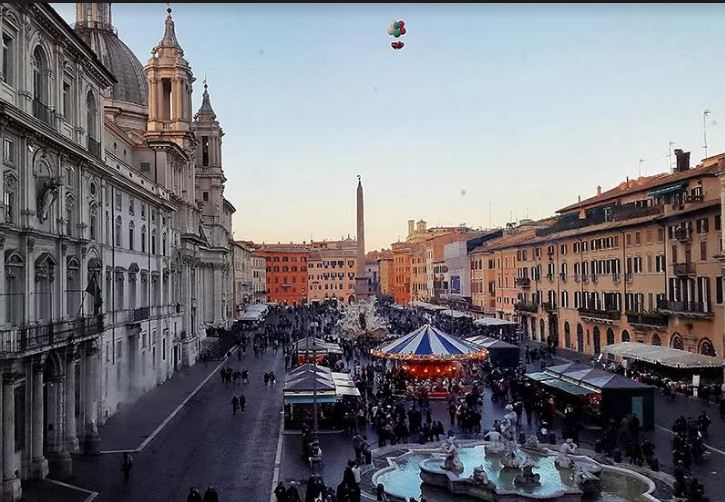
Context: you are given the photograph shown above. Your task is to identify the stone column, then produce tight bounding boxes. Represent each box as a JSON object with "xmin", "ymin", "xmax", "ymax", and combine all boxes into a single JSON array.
[
  {"xmin": 83, "ymin": 345, "xmax": 100, "ymax": 454},
  {"xmin": 2, "ymin": 373, "xmax": 21, "ymax": 501},
  {"xmin": 31, "ymin": 363, "xmax": 48, "ymax": 479},
  {"xmin": 65, "ymin": 355, "xmax": 78, "ymax": 452}
]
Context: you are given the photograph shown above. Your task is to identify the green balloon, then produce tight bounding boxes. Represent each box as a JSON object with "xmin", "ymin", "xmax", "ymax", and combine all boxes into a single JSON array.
[
  {"xmin": 393, "ymin": 28, "xmax": 401, "ymax": 37},
  {"xmin": 394, "ymin": 21, "xmax": 400, "ymax": 29}
]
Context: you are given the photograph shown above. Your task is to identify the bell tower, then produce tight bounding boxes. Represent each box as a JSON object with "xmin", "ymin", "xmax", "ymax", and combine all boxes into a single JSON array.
[{"xmin": 145, "ymin": 7, "xmax": 194, "ymax": 146}]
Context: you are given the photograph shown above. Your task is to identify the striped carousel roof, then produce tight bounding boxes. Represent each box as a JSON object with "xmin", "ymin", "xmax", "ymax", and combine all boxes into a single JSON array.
[{"xmin": 371, "ymin": 324, "xmax": 486, "ymax": 361}]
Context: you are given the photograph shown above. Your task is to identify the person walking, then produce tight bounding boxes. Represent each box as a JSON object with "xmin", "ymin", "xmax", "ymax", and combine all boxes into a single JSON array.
[
  {"xmin": 274, "ymin": 481, "xmax": 287, "ymax": 502},
  {"xmin": 202, "ymin": 486, "xmax": 219, "ymax": 502},
  {"xmin": 231, "ymin": 395, "xmax": 239, "ymax": 415},
  {"xmin": 121, "ymin": 452, "xmax": 134, "ymax": 482},
  {"xmin": 187, "ymin": 487, "xmax": 203, "ymax": 502},
  {"xmin": 239, "ymin": 393, "xmax": 246, "ymax": 413},
  {"xmin": 264, "ymin": 372, "xmax": 270, "ymax": 386}
]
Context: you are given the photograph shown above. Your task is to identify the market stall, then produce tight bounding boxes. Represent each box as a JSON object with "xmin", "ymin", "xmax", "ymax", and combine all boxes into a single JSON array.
[
  {"xmin": 282, "ymin": 363, "xmax": 360, "ymax": 429},
  {"xmin": 466, "ymin": 335, "xmax": 520, "ymax": 367},
  {"xmin": 292, "ymin": 336, "xmax": 343, "ymax": 365}
]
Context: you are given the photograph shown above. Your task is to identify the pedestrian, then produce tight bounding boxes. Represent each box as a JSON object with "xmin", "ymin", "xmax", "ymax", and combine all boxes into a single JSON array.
[
  {"xmin": 274, "ymin": 481, "xmax": 287, "ymax": 502},
  {"xmin": 202, "ymin": 486, "xmax": 219, "ymax": 502},
  {"xmin": 187, "ymin": 486, "xmax": 203, "ymax": 502},
  {"xmin": 242, "ymin": 368, "xmax": 249, "ymax": 384},
  {"xmin": 264, "ymin": 372, "xmax": 270, "ymax": 386},
  {"xmin": 287, "ymin": 481, "xmax": 302, "ymax": 502},
  {"xmin": 376, "ymin": 483, "xmax": 388, "ymax": 501},
  {"xmin": 121, "ymin": 451, "xmax": 134, "ymax": 482},
  {"xmin": 231, "ymin": 395, "xmax": 239, "ymax": 415},
  {"xmin": 270, "ymin": 371, "xmax": 277, "ymax": 385},
  {"xmin": 239, "ymin": 393, "xmax": 246, "ymax": 413}
]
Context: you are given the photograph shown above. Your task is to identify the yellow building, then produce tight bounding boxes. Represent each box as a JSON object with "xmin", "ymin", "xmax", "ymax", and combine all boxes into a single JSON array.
[{"xmin": 307, "ymin": 239, "xmax": 358, "ymax": 304}]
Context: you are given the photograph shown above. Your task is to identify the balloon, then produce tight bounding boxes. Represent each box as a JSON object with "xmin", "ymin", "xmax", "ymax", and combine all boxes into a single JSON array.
[
  {"xmin": 393, "ymin": 21, "xmax": 400, "ymax": 29},
  {"xmin": 399, "ymin": 20, "xmax": 405, "ymax": 27},
  {"xmin": 388, "ymin": 27, "xmax": 394, "ymax": 35},
  {"xmin": 393, "ymin": 28, "xmax": 401, "ymax": 37},
  {"xmin": 400, "ymin": 26, "xmax": 406, "ymax": 35}
]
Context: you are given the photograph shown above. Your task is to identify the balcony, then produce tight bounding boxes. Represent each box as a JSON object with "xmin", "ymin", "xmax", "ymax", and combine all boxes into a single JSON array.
[
  {"xmin": 684, "ymin": 194, "xmax": 704, "ymax": 203},
  {"xmin": 542, "ymin": 302, "xmax": 557, "ymax": 313},
  {"xmin": 32, "ymin": 99, "xmax": 54, "ymax": 127},
  {"xmin": 514, "ymin": 302, "xmax": 539, "ymax": 313},
  {"xmin": 612, "ymin": 273, "xmax": 621, "ymax": 282},
  {"xmin": 674, "ymin": 228, "xmax": 691, "ymax": 242},
  {"xmin": 546, "ymin": 273, "xmax": 554, "ymax": 282},
  {"xmin": 626, "ymin": 311, "xmax": 669, "ymax": 328},
  {"xmin": 673, "ymin": 262, "xmax": 695, "ymax": 276},
  {"xmin": 577, "ymin": 307, "xmax": 621, "ymax": 322},
  {"xmin": 131, "ymin": 307, "xmax": 150, "ymax": 322},
  {"xmin": 624, "ymin": 272, "xmax": 633, "ymax": 283},
  {"xmin": 0, "ymin": 315, "xmax": 104, "ymax": 356},
  {"xmin": 657, "ymin": 300, "xmax": 713, "ymax": 318},
  {"xmin": 590, "ymin": 274, "xmax": 598, "ymax": 284},
  {"xmin": 515, "ymin": 277, "xmax": 531, "ymax": 289},
  {"xmin": 87, "ymin": 136, "xmax": 101, "ymax": 158},
  {"xmin": 559, "ymin": 273, "xmax": 567, "ymax": 283}
]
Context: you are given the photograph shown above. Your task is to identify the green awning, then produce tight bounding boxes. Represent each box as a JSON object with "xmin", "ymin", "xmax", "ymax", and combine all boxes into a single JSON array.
[
  {"xmin": 647, "ymin": 183, "xmax": 687, "ymax": 197},
  {"xmin": 541, "ymin": 378, "xmax": 595, "ymax": 396}
]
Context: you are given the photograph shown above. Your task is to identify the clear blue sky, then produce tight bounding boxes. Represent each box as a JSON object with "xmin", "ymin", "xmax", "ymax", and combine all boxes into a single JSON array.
[{"xmin": 53, "ymin": 3, "xmax": 725, "ymax": 251}]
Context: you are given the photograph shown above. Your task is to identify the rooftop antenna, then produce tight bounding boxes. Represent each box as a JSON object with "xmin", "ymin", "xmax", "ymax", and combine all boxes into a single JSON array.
[
  {"xmin": 667, "ymin": 141, "xmax": 675, "ymax": 171},
  {"xmin": 703, "ymin": 108, "xmax": 711, "ymax": 158}
]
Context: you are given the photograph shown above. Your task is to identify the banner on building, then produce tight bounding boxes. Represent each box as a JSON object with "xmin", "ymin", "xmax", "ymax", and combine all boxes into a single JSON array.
[{"xmin": 451, "ymin": 276, "xmax": 461, "ymax": 294}]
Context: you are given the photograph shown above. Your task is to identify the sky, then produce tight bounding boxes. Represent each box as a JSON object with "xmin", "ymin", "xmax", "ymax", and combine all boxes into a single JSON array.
[{"xmin": 53, "ymin": 3, "xmax": 725, "ymax": 251}]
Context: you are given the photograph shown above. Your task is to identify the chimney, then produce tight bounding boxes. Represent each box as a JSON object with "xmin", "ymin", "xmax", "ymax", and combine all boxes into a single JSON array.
[
  {"xmin": 408, "ymin": 219, "xmax": 415, "ymax": 236},
  {"xmin": 674, "ymin": 149, "xmax": 690, "ymax": 172},
  {"xmin": 718, "ymin": 157, "xmax": 725, "ymax": 172},
  {"xmin": 596, "ymin": 186, "xmax": 602, "ymax": 196}
]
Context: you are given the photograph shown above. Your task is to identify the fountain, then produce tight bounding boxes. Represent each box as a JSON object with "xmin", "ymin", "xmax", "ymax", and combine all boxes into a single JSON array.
[
  {"xmin": 337, "ymin": 299, "xmax": 388, "ymax": 338},
  {"xmin": 373, "ymin": 409, "xmax": 656, "ymax": 502}
]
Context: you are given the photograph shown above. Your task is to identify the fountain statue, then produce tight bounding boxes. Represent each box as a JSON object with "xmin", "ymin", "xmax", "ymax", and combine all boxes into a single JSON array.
[
  {"xmin": 554, "ymin": 438, "xmax": 578, "ymax": 469},
  {"xmin": 499, "ymin": 405, "xmax": 522, "ymax": 469},
  {"xmin": 483, "ymin": 429, "xmax": 505, "ymax": 455},
  {"xmin": 440, "ymin": 437, "xmax": 464, "ymax": 474},
  {"xmin": 522, "ymin": 434, "xmax": 547, "ymax": 453},
  {"xmin": 572, "ymin": 459, "xmax": 603, "ymax": 495},
  {"xmin": 337, "ymin": 299, "xmax": 388, "ymax": 339},
  {"xmin": 468, "ymin": 465, "xmax": 494, "ymax": 489},
  {"xmin": 514, "ymin": 459, "xmax": 542, "ymax": 488}
]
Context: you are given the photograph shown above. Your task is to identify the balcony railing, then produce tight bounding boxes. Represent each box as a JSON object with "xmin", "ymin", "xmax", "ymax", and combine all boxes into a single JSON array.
[
  {"xmin": 626, "ymin": 311, "xmax": 669, "ymax": 327},
  {"xmin": 515, "ymin": 277, "xmax": 531, "ymax": 289},
  {"xmin": 673, "ymin": 262, "xmax": 696, "ymax": 276},
  {"xmin": 590, "ymin": 274, "xmax": 598, "ymax": 284},
  {"xmin": 624, "ymin": 272, "xmax": 633, "ymax": 283},
  {"xmin": 87, "ymin": 136, "xmax": 101, "ymax": 158},
  {"xmin": 542, "ymin": 301, "xmax": 557, "ymax": 312},
  {"xmin": 657, "ymin": 300, "xmax": 711, "ymax": 315},
  {"xmin": 674, "ymin": 229, "xmax": 691, "ymax": 242},
  {"xmin": 514, "ymin": 302, "xmax": 539, "ymax": 313},
  {"xmin": 559, "ymin": 273, "xmax": 567, "ymax": 283},
  {"xmin": 577, "ymin": 307, "xmax": 621, "ymax": 321},
  {"xmin": 32, "ymin": 99, "xmax": 54, "ymax": 127},
  {"xmin": 132, "ymin": 307, "xmax": 150, "ymax": 322},
  {"xmin": 684, "ymin": 194, "xmax": 704, "ymax": 203},
  {"xmin": 546, "ymin": 273, "xmax": 554, "ymax": 282},
  {"xmin": 0, "ymin": 315, "xmax": 104, "ymax": 355},
  {"xmin": 612, "ymin": 273, "xmax": 621, "ymax": 282}
]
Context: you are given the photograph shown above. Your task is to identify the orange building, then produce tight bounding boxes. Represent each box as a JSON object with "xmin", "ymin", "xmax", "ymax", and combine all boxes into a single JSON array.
[
  {"xmin": 256, "ymin": 244, "xmax": 310, "ymax": 305},
  {"xmin": 392, "ymin": 241, "xmax": 412, "ymax": 305},
  {"xmin": 378, "ymin": 252, "xmax": 395, "ymax": 298}
]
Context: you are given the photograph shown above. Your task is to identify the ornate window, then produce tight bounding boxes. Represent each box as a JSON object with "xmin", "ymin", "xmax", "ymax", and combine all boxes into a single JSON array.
[
  {"xmin": 66, "ymin": 256, "xmax": 80, "ymax": 317},
  {"xmin": 151, "ymin": 230, "xmax": 157, "ymax": 255},
  {"xmin": 32, "ymin": 46, "xmax": 48, "ymax": 105},
  {"xmin": 89, "ymin": 203, "xmax": 98, "ymax": 240},
  {"xmin": 65, "ymin": 194, "xmax": 74, "ymax": 236},
  {"xmin": 141, "ymin": 225, "xmax": 147, "ymax": 253},
  {"xmin": 3, "ymin": 171, "xmax": 18, "ymax": 224},
  {"xmin": 162, "ymin": 232, "xmax": 167, "ymax": 256},
  {"xmin": 86, "ymin": 90, "xmax": 97, "ymax": 141},
  {"xmin": 128, "ymin": 220, "xmax": 135, "ymax": 251},
  {"xmin": 671, "ymin": 332, "xmax": 684, "ymax": 351},
  {"xmin": 35, "ymin": 252, "xmax": 56, "ymax": 322},
  {"xmin": 5, "ymin": 250, "xmax": 24, "ymax": 325},
  {"xmin": 115, "ymin": 216, "xmax": 122, "ymax": 247},
  {"xmin": 699, "ymin": 338, "xmax": 716, "ymax": 357}
]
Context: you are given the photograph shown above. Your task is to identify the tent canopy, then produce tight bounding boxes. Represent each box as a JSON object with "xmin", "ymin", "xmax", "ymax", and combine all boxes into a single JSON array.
[
  {"xmin": 473, "ymin": 318, "xmax": 518, "ymax": 327},
  {"xmin": 602, "ymin": 342, "xmax": 724, "ymax": 369},
  {"xmin": 410, "ymin": 300, "xmax": 448, "ymax": 312},
  {"xmin": 293, "ymin": 337, "xmax": 342, "ymax": 354},
  {"xmin": 466, "ymin": 335, "xmax": 518, "ymax": 349},
  {"xmin": 371, "ymin": 324, "xmax": 486, "ymax": 361},
  {"xmin": 440, "ymin": 309, "xmax": 472, "ymax": 319},
  {"xmin": 283, "ymin": 364, "xmax": 360, "ymax": 402}
]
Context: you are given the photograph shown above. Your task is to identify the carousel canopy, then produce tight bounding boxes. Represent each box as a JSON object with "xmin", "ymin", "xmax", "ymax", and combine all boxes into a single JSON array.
[
  {"xmin": 371, "ymin": 324, "xmax": 486, "ymax": 361},
  {"xmin": 602, "ymin": 342, "xmax": 724, "ymax": 369}
]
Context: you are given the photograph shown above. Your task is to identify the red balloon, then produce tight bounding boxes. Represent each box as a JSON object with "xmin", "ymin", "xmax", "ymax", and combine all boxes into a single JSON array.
[
  {"xmin": 399, "ymin": 20, "xmax": 405, "ymax": 27},
  {"xmin": 400, "ymin": 26, "xmax": 406, "ymax": 35}
]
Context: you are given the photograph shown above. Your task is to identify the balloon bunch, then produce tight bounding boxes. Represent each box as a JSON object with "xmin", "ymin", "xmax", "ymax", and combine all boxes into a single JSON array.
[{"xmin": 388, "ymin": 19, "xmax": 406, "ymax": 50}]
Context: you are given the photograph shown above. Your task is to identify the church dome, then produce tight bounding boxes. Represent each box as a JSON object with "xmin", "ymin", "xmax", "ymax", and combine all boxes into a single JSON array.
[{"xmin": 74, "ymin": 4, "xmax": 147, "ymax": 107}]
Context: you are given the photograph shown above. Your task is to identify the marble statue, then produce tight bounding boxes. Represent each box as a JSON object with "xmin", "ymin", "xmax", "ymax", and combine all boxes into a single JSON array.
[
  {"xmin": 554, "ymin": 438, "xmax": 578, "ymax": 469},
  {"xmin": 483, "ymin": 430, "xmax": 505, "ymax": 455},
  {"xmin": 514, "ymin": 459, "xmax": 541, "ymax": 487},
  {"xmin": 523, "ymin": 435, "xmax": 546, "ymax": 452},
  {"xmin": 469, "ymin": 465, "xmax": 494, "ymax": 488},
  {"xmin": 37, "ymin": 179, "xmax": 61, "ymax": 223},
  {"xmin": 573, "ymin": 460, "xmax": 603, "ymax": 495},
  {"xmin": 441, "ymin": 437, "xmax": 464, "ymax": 473}
]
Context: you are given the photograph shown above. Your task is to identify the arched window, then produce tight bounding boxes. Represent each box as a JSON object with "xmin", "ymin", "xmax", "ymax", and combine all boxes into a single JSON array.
[
  {"xmin": 115, "ymin": 216, "xmax": 122, "ymax": 247},
  {"xmin": 699, "ymin": 339, "xmax": 716, "ymax": 357},
  {"xmin": 621, "ymin": 329, "xmax": 630, "ymax": 343},
  {"xmin": 32, "ymin": 46, "xmax": 48, "ymax": 105},
  {"xmin": 65, "ymin": 194, "xmax": 73, "ymax": 236},
  {"xmin": 576, "ymin": 323, "xmax": 584, "ymax": 352},
  {"xmin": 162, "ymin": 232, "xmax": 167, "ymax": 256},
  {"xmin": 651, "ymin": 333, "xmax": 662, "ymax": 346},
  {"xmin": 593, "ymin": 326, "xmax": 601, "ymax": 355},
  {"xmin": 539, "ymin": 319, "xmax": 545, "ymax": 342},
  {"xmin": 671, "ymin": 332, "xmax": 684, "ymax": 350},
  {"xmin": 564, "ymin": 321, "xmax": 571, "ymax": 349},
  {"xmin": 128, "ymin": 221, "xmax": 135, "ymax": 251},
  {"xmin": 531, "ymin": 318, "xmax": 537, "ymax": 341},
  {"xmin": 87, "ymin": 90, "xmax": 98, "ymax": 147},
  {"xmin": 141, "ymin": 225, "xmax": 147, "ymax": 253},
  {"xmin": 89, "ymin": 204, "xmax": 97, "ymax": 240},
  {"xmin": 151, "ymin": 230, "xmax": 157, "ymax": 255},
  {"xmin": 606, "ymin": 327, "xmax": 615, "ymax": 345}
]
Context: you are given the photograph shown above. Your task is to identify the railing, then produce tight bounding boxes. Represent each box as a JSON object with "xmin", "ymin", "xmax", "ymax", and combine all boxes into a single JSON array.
[
  {"xmin": 542, "ymin": 302, "xmax": 557, "ymax": 312},
  {"xmin": 590, "ymin": 274, "xmax": 598, "ymax": 283},
  {"xmin": 657, "ymin": 300, "xmax": 711, "ymax": 315},
  {"xmin": 0, "ymin": 315, "xmax": 103, "ymax": 355},
  {"xmin": 514, "ymin": 302, "xmax": 539, "ymax": 313},
  {"xmin": 559, "ymin": 273, "xmax": 567, "ymax": 283},
  {"xmin": 581, "ymin": 274, "xmax": 589, "ymax": 283},
  {"xmin": 684, "ymin": 194, "xmax": 704, "ymax": 203},
  {"xmin": 626, "ymin": 312, "xmax": 668, "ymax": 327},
  {"xmin": 612, "ymin": 273, "xmax": 621, "ymax": 282},
  {"xmin": 673, "ymin": 263, "xmax": 695, "ymax": 276},
  {"xmin": 32, "ymin": 99, "xmax": 54, "ymax": 127},
  {"xmin": 624, "ymin": 272, "xmax": 633, "ymax": 283},
  {"xmin": 132, "ymin": 307, "xmax": 150, "ymax": 322},
  {"xmin": 514, "ymin": 277, "xmax": 531, "ymax": 288},
  {"xmin": 546, "ymin": 273, "xmax": 554, "ymax": 282},
  {"xmin": 674, "ymin": 229, "xmax": 691, "ymax": 242},
  {"xmin": 577, "ymin": 307, "xmax": 621, "ymax": 320},
  {"xmin": 87, "ymin": 136, "xmax": 101, "ymax": 158}
]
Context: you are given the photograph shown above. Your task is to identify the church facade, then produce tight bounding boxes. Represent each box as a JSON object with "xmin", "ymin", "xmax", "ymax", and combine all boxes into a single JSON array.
[{"xmin": 0, "ymin": 3, "xmax": 233, "ymax": 497}]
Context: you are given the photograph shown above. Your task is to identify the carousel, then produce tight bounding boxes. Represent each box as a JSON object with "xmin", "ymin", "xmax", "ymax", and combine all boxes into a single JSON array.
[{"xmin": 370, "ymin": 324, "xmax": 488, "ymax": 379}]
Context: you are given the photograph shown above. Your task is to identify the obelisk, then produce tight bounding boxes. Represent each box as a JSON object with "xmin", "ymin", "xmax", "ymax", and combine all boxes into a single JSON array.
[{"xmin": 354, "ymin": 175, "xmax": 369, "ymax": 301}]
